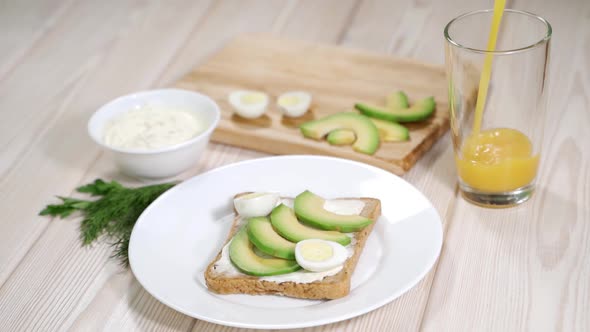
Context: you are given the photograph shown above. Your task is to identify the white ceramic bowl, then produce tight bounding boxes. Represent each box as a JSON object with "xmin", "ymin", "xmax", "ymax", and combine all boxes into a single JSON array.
[{"xmin": 88, "ymin": 89, "xmax": 220, "ymax": 179}]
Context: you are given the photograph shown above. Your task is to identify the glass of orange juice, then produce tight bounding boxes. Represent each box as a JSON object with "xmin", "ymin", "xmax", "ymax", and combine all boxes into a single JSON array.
[{"xmin": 445, "ymin": 9, "xmax": 552, "ymax": 207}]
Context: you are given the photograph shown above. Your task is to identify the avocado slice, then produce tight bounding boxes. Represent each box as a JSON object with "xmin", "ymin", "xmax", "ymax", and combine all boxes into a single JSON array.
[
  {"xmin": 386, "ymin": 91, "xmax": 410, "ymax": 109},
  {"xmin": 371, "ymin": 118, "xmax": 409, "ymax": 142},
  {"xmin": 355, "ymin": 96, "xmax": 435, "ymax": 123},
  {"xmin": 270, "ymin": 204, "xmax": 351, "ymax": 246},
  {"xmin": 326, "ymin": 129, "xmax": 356, "ymax": 146},
  {"xmin": 229, "ymin": 226, "xmax": 300, "ymax": 276},
  {"xmin": 247, "ymin": 217, "xmax": 296, "ymax": 260},
  {"xmin": 293, "ymin": 191, "xmax": 372, "ymax": 232},
  {"xmin": 300, "ymin": 112, "xmax": 379, "ymax": 155}
]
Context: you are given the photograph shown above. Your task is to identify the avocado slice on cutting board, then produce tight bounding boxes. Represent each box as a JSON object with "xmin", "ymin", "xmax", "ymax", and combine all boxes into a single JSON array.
[
  {"xmin": 270, "ymin": 204, "xmax": 351, "ymax": 245},
  {"xmin": 356, "ymin": 93, "xmax": 435, "ymax": 123},
  {"xmin": 229, "ymin": 226, "xmax": 300, "ymax": 276},
  {"xmin": 300, "ymin": 112, "xmax": 379, "ymax": 155},
  {"xmin": 329, "ymin": 119, "xmax": 409, "ymax": 143},
  {"xmin": 371, "ymin": 118, "xmax": 409, "ymax": 142},
  {"xmin": 326, "ymin": 129, "xmax": 356, "ymax": 146},
  {"xmin": 386, "ymin": 91, "xmax": 410, "ymax": 109},
  {"xmin": 294, "ymin": 191, "xmax": 372, "ymax": 232},
  {"xmin": 247, "ymin": 216, "xmax": 296, "ymax": 260}
]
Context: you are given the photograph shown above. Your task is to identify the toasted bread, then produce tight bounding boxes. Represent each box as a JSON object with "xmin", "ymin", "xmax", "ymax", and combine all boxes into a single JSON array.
[{"xmin": 204, "ymin": 196, "xmax": 381, "ymax": 300}]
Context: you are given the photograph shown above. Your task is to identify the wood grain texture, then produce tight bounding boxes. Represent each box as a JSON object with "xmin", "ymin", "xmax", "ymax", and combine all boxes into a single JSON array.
[
  {"xmin": 337, "ymin": 1, "xmax": 475, "ymax": 331},
  {"xmin": 421, "ymin": 0, "xmax": 590, "ymax": 331},
  {"xmin": 175, "ymin": 34, "xmax": 450, "ymax": 175},
  {"xmin": 156, "ymin": 0, "xmax": 288, "ymax": 85},
  {"xmin": 0, "ymin": 0, "xmax": 278, "ymax": 331},
  {"xmin": 0, "ymin": 0, "xmax": 588, "ymax": 331},
  {"xmin": 0, "ymin": 1, "xmax": 267, "ymax": 331}
]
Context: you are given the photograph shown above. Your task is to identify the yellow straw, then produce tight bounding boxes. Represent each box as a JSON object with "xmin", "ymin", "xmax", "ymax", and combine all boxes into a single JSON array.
[{"xmin": 472, "ymin": 0, "xmax": 506, "ymax": 134}]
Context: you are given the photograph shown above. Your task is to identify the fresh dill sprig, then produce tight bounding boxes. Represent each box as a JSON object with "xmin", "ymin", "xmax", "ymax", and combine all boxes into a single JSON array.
[{"xmin": 40, "ymin": 179, "xmax": 175, "ymax": 265}]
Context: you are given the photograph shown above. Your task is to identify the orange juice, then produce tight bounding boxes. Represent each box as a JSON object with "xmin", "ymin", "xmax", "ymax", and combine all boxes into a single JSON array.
[
  {"xmin": 456, "ymin": 128, "xmax": 539, "ymax": 192},
  {"xmin": 457, "ymin": 0, "xmax": 540, "ymax": 193}
]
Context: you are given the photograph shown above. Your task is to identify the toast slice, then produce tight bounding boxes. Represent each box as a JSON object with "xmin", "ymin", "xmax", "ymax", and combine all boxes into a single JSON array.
[{"xmin": 204, "ymin": 195, "xmax": 381, "ymax": 300}]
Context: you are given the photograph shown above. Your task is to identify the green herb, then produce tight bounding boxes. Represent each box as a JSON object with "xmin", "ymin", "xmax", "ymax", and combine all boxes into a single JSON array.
[{"xmin": 40, "ymin": 179, "xmax": 176, "ymax": 265}]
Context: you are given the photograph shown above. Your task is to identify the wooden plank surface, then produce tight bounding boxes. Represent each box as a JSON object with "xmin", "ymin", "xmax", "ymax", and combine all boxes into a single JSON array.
[
  {"xmin": 175, "ymin": 34, "xmax": 450, "ymax": 175},
  {"xmin": 421, "ymin": 0, "xmax": 590, "ymax": 330},
  {"xmin": 0, "ymin": 0, "xmax": 588, "ymax": 331}
]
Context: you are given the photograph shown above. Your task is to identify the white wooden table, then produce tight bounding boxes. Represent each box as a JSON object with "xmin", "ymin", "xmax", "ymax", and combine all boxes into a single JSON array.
[{"xmin": 1, "ymin": 0, "xmax": 588, "ymax": 331}]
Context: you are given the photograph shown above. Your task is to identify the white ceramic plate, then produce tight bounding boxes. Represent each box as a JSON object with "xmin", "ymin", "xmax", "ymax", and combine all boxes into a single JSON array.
[{"xmin": 129, "ymin": 156, "xmax": 443, "ymax": 329}]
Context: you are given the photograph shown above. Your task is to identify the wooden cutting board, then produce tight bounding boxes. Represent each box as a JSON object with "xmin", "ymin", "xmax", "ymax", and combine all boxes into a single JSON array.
[{"xmin": 174, "ymin": 34, "xmax": 449, "ymax": 175}]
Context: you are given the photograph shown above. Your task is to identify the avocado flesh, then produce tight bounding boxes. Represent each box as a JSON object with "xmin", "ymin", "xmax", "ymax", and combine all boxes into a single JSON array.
[
  {"xmin": 355, "ymin": 96, "xmax": 435, "ymax": 123},
  {"xmin": 293, "ymin": 191, "xmax": 372, "ymax": 232},
  {"xmin": 229, "ymin": 226, "xmax": 300, "ymax": 276},
  {"xmin": 300, "ymin": 112, "xmax": 379, "ymax": 155},
  {"xmin": 247, "ymin": 217, "xmax": 296, "ymax": 260},
  {"xmin": 270, "ymin": 204, "xmax": 351, "ymax": 246},
  {"xmin": 326, "ymin": 129, "xmax": 356, "ymax": 146},
  {"xmin": 371, "ymin": 118, "xmax": 409, "ymax": 141},
  {"xmin": 386, "ymin": 91, "xmax": 409, "ymax": 109}
]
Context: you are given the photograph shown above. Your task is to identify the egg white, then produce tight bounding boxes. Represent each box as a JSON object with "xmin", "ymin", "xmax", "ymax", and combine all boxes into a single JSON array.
[
  {"xmin": 228, "ymin": 90, "xmax": 269, "ymax": 119},
  {"xmin": 233, "ymin": 192, "xmax": 280, "ymax": 218},
  {"xmin": 277, "ymin": 91, "xmax": 312, "ymax": 118},
  {"xmin": 295, "ymin": 239, "xmax": 348, "ymax": 272}
]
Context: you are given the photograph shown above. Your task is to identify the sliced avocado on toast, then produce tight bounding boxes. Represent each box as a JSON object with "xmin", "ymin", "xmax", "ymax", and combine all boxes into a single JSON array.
[
  {"xmin": 270, "ymin": 204, "xmax": 351, "ymax": 245},
  {"xmin": 294, "ymin": 190, "xmax": 372, "ymax": 232},
  {"xmin": 247, "ymin": 217, "xmax": 296, "ymax": 260},
  {"xmin": 300, "ymin": 112, "xmax": 379, "ymax": 155},
  {"xmin": 229, "ymin": 226, "xmax": 300, "ymax": 276}
]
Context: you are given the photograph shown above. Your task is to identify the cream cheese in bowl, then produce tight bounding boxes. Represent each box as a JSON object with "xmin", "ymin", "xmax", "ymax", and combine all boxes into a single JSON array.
[
  {"xmin": 88, "ymin": 89, "xmax": 220, "ymax": 179},
  {"xmin": 103, "ymin": 107, "xmax": 206, "ymax": 150}
]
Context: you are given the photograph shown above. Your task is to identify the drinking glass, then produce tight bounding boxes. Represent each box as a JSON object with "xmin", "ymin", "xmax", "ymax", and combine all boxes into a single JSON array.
[{"xmin": 444, "ymin": 9, "xmax": 552, "ymax": 207}]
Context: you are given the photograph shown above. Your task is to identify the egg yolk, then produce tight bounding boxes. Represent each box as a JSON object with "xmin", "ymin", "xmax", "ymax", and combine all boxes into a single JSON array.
[
  {"xmin": 240, "ymin": 93, "xmax": 265, "ymax": 105},
  {"xmin": 299, "ymin": 242, "xmax": 333, "ymax": 262},
  {"xmin": 279, "ymin": 95, "xmax": 301, "ymax": 107}
]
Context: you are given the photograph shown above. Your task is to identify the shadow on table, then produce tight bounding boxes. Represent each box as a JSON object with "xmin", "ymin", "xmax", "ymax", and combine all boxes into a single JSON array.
[
  {"xmin": 458, "ymin": 184, "xmax": 584, "ymax": 269},
  {"xmin": 412, "ymin": 134, "xmax": 457, "ymax": 192}
]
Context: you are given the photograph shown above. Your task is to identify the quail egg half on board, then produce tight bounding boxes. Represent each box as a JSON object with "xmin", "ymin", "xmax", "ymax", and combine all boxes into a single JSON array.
[
  {"xmin": 228, "ymin": 90, "xmax": 269, "ymax": 119},
  {"xmin": 277, "ymin": 91, "xmax": 312, "ymax": 118}
]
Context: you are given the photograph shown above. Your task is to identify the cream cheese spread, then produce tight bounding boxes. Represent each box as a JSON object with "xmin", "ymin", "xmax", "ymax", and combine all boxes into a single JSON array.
[
  {"xmin": 211, "ymin": 198, "xmax": 365, "ymax": 284},
  {"xmin": 103, "ymin": 107, "xmax": 204, "ymax": 150}
]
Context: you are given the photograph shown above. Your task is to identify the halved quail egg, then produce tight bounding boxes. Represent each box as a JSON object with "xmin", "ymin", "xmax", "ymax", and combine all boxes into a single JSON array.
[
  {"xmin": 228, "ymin": 90, "xmax": 269, "ymax": 119},
  {"xmin": 233, "ymin": 192, "xmax": 280, "ymax": 218},
  {"xmin": 277, "ymin": 91, "xmax": 312, "ymax": 118},
  {"xmin": 295, "ymin": 239, "xmax": 348, "ymax": 272}
]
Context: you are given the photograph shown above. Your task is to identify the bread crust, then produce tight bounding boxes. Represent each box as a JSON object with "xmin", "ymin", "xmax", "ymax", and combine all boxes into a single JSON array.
[{"xmin": 204, "ymin": 197, "xmax": 381, "ymax": 300}]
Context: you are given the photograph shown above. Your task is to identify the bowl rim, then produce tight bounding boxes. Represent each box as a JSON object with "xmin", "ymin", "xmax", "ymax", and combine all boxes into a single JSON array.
[{"xmin": 87, "ymin": 88, "xmax": 221, "ymax": 155}]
